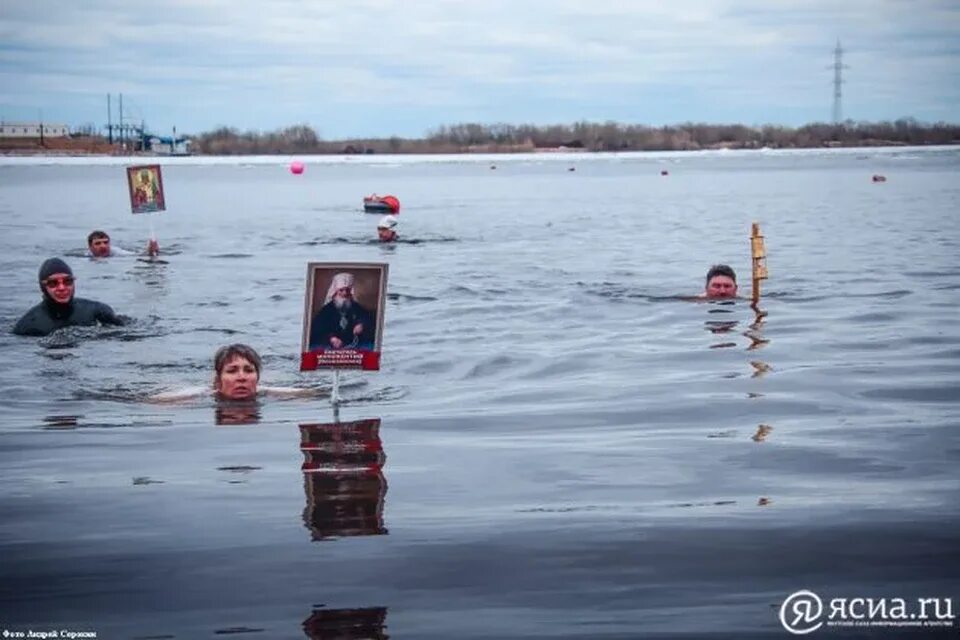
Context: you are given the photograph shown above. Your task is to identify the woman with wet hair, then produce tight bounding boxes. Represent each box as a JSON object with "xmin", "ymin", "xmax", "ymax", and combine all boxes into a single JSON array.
[
  {"xmin": 151, "ymin": 343, "xmax": 320, "ymax": 403},
  {"xmin": 213, "ymin": 343, "xmax": 262, "ymax": 401}
]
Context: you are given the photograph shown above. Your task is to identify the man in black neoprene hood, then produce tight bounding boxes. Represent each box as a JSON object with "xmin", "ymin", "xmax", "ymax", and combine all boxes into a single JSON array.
[{"xmin": 12, "ymin": 258, "xmax": 125, "ymax": 336}]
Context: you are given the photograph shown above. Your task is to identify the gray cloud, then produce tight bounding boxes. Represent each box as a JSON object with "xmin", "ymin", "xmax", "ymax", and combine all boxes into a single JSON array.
[{"xmin": 1, "ymin": 0, "xmax": 957, "ymax": 135}]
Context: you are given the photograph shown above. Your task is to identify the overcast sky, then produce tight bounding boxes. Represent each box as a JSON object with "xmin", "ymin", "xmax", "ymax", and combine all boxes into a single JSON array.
[{"xmin": 1, "ymin": 0, "xmax": 958, "ymax": 138}]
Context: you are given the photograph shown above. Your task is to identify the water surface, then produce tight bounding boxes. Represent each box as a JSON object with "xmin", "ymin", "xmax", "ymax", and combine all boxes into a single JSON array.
[{"xmin": 1, "ymin": 148, "xmax": 958, "ymax": 638}]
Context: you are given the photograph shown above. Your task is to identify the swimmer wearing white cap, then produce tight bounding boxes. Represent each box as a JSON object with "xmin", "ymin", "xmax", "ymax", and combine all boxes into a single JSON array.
[{"xmin": 377, "ymin": 215, "xmax": 398, "ymax": 243}]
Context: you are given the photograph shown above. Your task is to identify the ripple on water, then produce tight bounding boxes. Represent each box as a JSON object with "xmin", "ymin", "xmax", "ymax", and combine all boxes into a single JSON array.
[
  {"xmin": 860, "ymin": 385, "xmax": 960, "ymax": 403},
  {"xmin": 464, "ymin": 354, "xmax": 531, "ymax": 379},
  {"xmin": 341, "ymin": 385, "xmax": 408, "ymax": 405},
  {"xmin": 191, "ymin": 327, "xmax": 242, "ymax": 335},
  {"xmin": 38, "ymin": 323, "xmax": 165, "ymax": 348},
  {"xmin": 925, "ymin": 347, "xmax": 960, "ymax": 360},
  {"xmin": 843, "ymin": 312, "xmax": 900, "ymax": 323},
  {"xmin": 406, "ymin": 359, "xmax": 457, "ymax": 375},
  {"xmin": 387, "ymin": 292, "xmax": 439, "ymax": 303},
  {"xmin": 130, "ymin": 361, "xmax": 208, "ymax": 371},
  {"xmin": 904, "ymin": 270, "xmax": 960, "ymax": 278}
]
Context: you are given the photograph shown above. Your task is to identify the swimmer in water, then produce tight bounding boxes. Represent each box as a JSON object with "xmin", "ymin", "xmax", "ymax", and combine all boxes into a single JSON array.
[
  {"xmin": 214, "ymin": 343, "xmax": 261, "ymax": 400},
  {"xmin": 12, "ymin": 258, "xmax": 125, "ymax": 336},
  {"xmin": 377, "ymin": 215, "xmax": 398, "ymax": 243},
  {"xmin": 87, "ymin": 230, "xmax": 159, "ymax": 259},
  {"xmin": 150, "ymin": 344, "xmax": 322, "ymax": 402},
  {"xmin": 701, "ymin": 264, "xmax": 739, "ymax": 299}
]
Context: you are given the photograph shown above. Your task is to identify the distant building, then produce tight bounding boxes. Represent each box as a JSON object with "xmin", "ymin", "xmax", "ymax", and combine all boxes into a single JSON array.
[
  {"xmin": 146, "ymin": 135, "xmax": 191, "ymax": 155},
  {"xmin": 0, "ymin": 122, "xmax": 69, "ymax": 138}
]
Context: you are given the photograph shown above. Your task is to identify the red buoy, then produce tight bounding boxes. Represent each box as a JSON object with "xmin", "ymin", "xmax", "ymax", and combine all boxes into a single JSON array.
[{"xmin": 363, "ymin": 194, "xmax": 400, "ymax": 214}]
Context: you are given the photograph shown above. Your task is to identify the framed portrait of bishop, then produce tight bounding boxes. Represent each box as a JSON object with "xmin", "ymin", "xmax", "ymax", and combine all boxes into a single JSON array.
[{"xmin": 301, "ymin": 262, "xmax": 388, "ymax": 371}]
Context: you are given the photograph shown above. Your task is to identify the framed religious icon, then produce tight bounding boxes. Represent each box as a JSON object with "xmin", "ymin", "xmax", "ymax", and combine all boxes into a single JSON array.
[
  {"xmin": 300, "ymin": 262, "xmax": 388, "ymax": 371},
  {"xmin": 126, "ymin": 164, "xmax": 166, "ymax": 213}
]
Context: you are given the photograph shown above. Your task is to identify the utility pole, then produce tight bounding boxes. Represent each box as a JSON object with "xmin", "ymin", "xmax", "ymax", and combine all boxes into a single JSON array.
[
  {"xmin": 107, "ymin": 94, "xmax": 113, "ymax": 143},
  {"xmin": 831, "ymin": 40, "xmax": 848, "ymax": 124},
  {"xmin": 119, "ymin": 93, "xmax": 124, "ymax": 148}
]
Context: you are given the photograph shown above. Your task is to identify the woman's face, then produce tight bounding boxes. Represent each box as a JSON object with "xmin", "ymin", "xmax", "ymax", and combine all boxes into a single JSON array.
[{"xmin": 215, "ymin": 355, "xmax": 259, "ymax": 400}]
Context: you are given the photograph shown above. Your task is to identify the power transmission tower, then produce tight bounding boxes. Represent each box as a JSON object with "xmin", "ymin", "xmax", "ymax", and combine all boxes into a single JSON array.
[{"xmin": 830, "ymin": 40, "xmax": 849, "ymax": 123}]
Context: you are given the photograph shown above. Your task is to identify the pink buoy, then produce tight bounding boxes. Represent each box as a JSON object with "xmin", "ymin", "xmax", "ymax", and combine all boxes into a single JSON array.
[{"xmin": 290, "ymin": 161, "xmax": 305, "ymax": 175}]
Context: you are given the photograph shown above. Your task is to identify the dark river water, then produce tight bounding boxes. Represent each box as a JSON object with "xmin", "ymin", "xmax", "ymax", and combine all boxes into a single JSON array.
[{"xmin": 1, "ymin": 148, "xmax": 958, "ymax": 638}]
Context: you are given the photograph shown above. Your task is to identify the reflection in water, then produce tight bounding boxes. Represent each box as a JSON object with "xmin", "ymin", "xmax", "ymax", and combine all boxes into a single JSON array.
[
  {"xmin": 299, "ymin": 418, "xmax": 388, "ymax": 541},
  {"xmin": 302, "ymin": 607, "xmax": 389, "ymax": 639},
  {"xmin": 705, "ymin": 320, "xmax": 738, "ymax": 334},
  {"xmin": 42, "ymin": 414, "xmax": 80, "ymax": 429},
  {"xmin": 709, "ymin": 341, "xmax": 737, "ymax": 349},
  {"xmin": 215, "ymin": 403, "xmax": 262, "ymax": 425},
  {"xmin": 705, "ymin": 306, "xmax": 738, "ymax": 349},
  {"xmin": 131, "ymin": 258, "xmax": 169, "ymax": 293},
  {"xmin": 749, "ymin": 301, "xmax": 773, "ymax": 506},
  {"xmin": 744, "ymin": 331, "xmax": 769, "ymax": 351},
  {"xmin": 703, "ymin": 304, "xmax": 772, "ymax": 353},
  {"xmin": 750, "ymin": 360, "xmax": 772, "ymax": 378},
  {"xmin": 751, "ymin": 424, "xmax": 773, "ymax": 442},
  {"xmin": 747, "ymin": 305, "xmax": 771, "ymax": 374},
  {"xmin": 745, "ymin": 304, "xmax": 770, "ymax": 351}
]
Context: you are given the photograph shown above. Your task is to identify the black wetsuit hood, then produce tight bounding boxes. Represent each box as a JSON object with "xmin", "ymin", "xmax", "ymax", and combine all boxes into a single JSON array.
[
  {"xmin": 38, "ymin": 257, "xmax": 74, "ymax": 320},
  {"xmin": 12, "ymin": 258, "xmax": 123, "ymax": 337}
]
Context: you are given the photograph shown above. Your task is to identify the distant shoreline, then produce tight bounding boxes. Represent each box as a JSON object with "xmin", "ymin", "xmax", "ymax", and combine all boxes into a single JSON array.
[
  {"xmin": 3, "ymin": 140, "xmax": 960, "ymax": 159},
  {"xmin": 3, "ymin": 119, "xmax": 958, "ymax": 157},
  {"xmin": 2, "ymin": 144, "xmax": 958, "ymax": 166}
]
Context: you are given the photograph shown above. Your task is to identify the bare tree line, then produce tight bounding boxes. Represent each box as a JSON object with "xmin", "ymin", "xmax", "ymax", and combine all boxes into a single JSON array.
[{"xmin": 189, "ymin": 119, "xmax": 960, "ymax": 155}]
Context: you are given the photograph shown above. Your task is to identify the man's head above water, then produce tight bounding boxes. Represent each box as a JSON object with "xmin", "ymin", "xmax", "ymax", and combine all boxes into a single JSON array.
[
  {"xmin": 87, "ymin": 230, "xmax": 112, "ymax": 257},
  {"xmin": 704, "ymin": 264, "xmax": 738, "ymax": 299},
  {"xmin": 87, "ymin": 230, "xmax": 159, "ymax": 258},
  {"xmin": 377, "ymin": 215, "xmax": 398, "ymax": 242}
]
